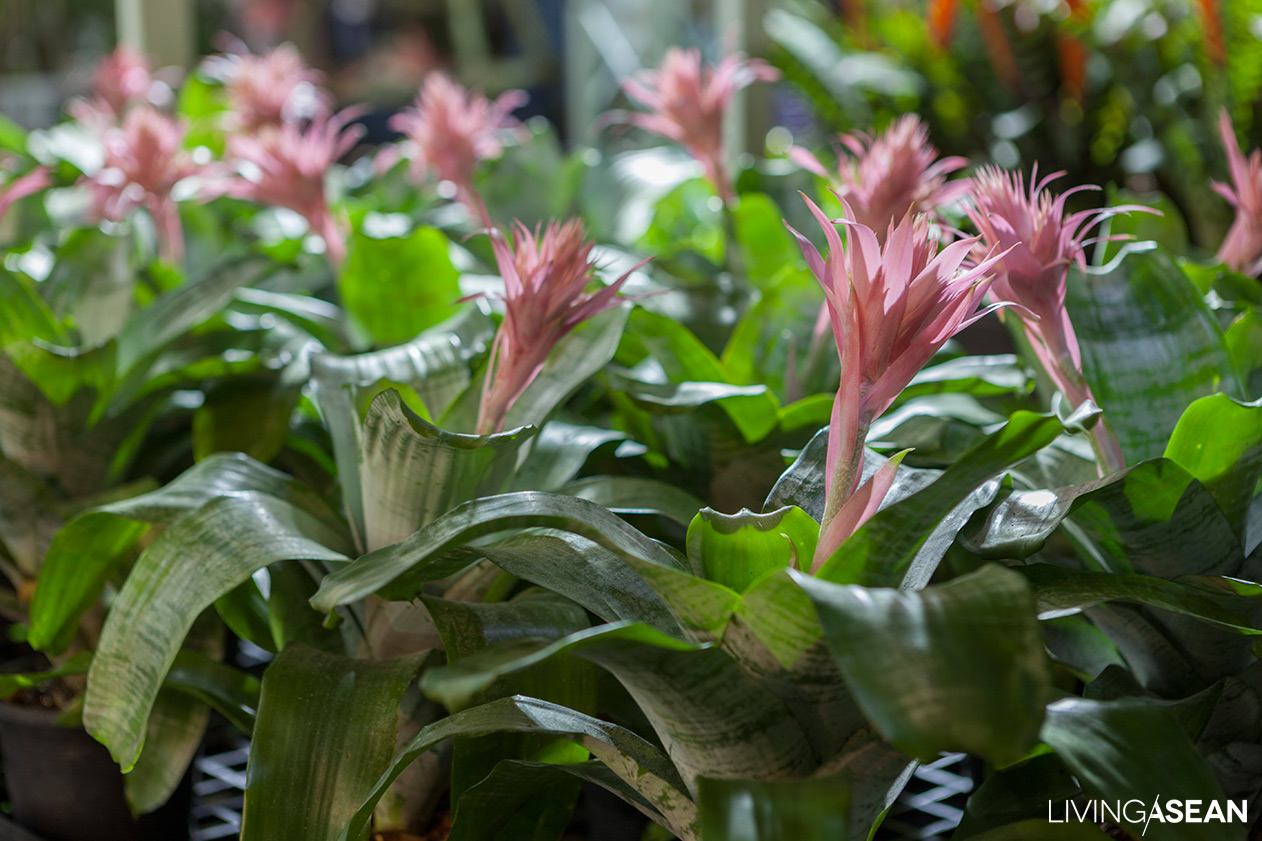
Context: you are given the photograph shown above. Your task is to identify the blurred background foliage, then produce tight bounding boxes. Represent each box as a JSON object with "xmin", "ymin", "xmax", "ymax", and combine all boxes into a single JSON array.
[{"xmin": 767, "ymin": 0, "xmax": 1249, "ymax": 252}]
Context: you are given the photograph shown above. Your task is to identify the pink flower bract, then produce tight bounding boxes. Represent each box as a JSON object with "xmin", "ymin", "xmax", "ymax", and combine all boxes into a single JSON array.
[
  {"xmin": 86, "ymin": 106, "xmax": 203, "ymax": 262},
  {"xmin": 1213, "ymin": 109, "xmax": 1262, "ymax": 276},
  {"xmin": 69, "ymin": 46, "xmax": 158, "ymax": 128},
  {"xmin": 387, "ymin": 73, "xmax": 525, "ymax": 211},
  {"xmin": 619, "ymin": 46, "xmax": 779, "ymax": 205},
  {"xmin": 966, "ymin": 164, "xmax": 1150, "ymax": 471},
  {"xmin": 224, "ymin": 44, "xmax": 330, "ymax": 132},
  {"xmin": 226, "ymin": 109, "xmax": 364, "ymax": 265},
  {"xmin": 791, "ymin": 114, "xmax": 969, "ymax": 241},
  {"xmin": 477, "ymin": 219, "xmax": 642, "ymax": 433},
  {"xmin": 788, "ymin": 194, "xmax": 1007, "ymax": 570}
]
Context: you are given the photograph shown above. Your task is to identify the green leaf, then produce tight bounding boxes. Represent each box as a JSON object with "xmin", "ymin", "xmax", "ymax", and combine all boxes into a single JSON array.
[
  {"xmin": 446, "ymin": 760, "xmax": 584, "ymax": 841},
  {"xmin": 337, "ymin": 695, "xmax": 697, "ymax": 841},
  {"xmin": 29, "ymin": 452, "xmax": 337, "ymax": 654},
  {"xmin": 562, "ymin": 476, "xmax": 705, "ymax": 527},
  {"xmin": 510, "ymin": 421, "xmax": 626, "ymax": 491},
  {"xmin": 1164, "ymin": 395, "xmax": 1262, "ymax": 542},
  {"xmin": 310, "ymin": 492, "xmax": 686, "ymax": 616},
  {"xmin": 193, "ymin": 377, "xmax": 300, "ymax": 463},
  {"xmin": 0, "ymin": 650, "xmax": 92, "ymax": 697},
  {"xmin": 1041, "ymin": 697, "xmax": 1243, "ymax": 841},
  {"xmin": 163, "ymin": 650, "xmax": 261, "ymax": 735},
  {"xmin": 124, "ymin": 689, "xmax": 208, "ymax": 815},
  {"xmin": 698, "ymin": 775, "xmax": 849, "ymax": 841},
  {"xmin": 798, "ymin": 564, "xmax": 1052, "ymax": 766},
  {"xmin": 338, "ymin": 225, "xmax": 461, "ymax": 346},
  {"xmin": 817, "ymin": 411, "xmax": 1064, "ymax": 587},
  {"xmin": 84, "ymin": 493, "xmax": 351, "ymax": 770},
  {"xmin": 687, "ymin": 507, "xmax": 818, "ymax": 593},
  {"xmin": 311, "ymin": 303, "xmax": 493, "ymax": 545},
  {"xmin": 1067, "ymin": 252, "xmax": 1243, "ymax": 463},
  {"xmin": 732, "ymin": 192, "xmax": 802, "ymax": 284},
  {"xmin": 1225, "ymin": 310, "xmax": 1262, "ymax": 399},
  {"xmin": 1019, "ymin": 564, "xmax": 1261, "ymax": 635},
  {"xmin": 422, "ymin": 622, "xmax": 818, "ymax": 790},
  {"xmin": 429, "ymin": 589, "xmax": 596, "ymax": 832},
  {"xmin": 623, "ymin": 309, "xmax": 781, "ymax": 443},
  {"xmin": 358, "ymin": 388, "xmax": 535, "ymax": 550},
  {"xmin": 115, "ymin": 254, "xmax": 264, "ymax": 381},
  {"xmin": 241, "ymin": 645, "xmax": 425, "ymax": 841},
  {"xmin": 954, "ymin": 753, "xmax": 1084, "ymax": 839}
]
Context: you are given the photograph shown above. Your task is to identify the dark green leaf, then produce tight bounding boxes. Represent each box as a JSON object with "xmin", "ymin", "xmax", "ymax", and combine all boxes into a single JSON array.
[
  {"xmin": 1041, "ymin": 697, "xmax": 1242, "ymax": 841},
  {"xmin": 1164, "ymin": 395, "xmax": 1262, "ymax": 542},
  {"xmin": 336, "ymin": 695, "xmax": 697, "ymax": 841},
  {"xmin": 817, "ymin": 411, "xmax": 1063, "ymax": 587},
  {"xmin": 241, "ymin": 645, "xmax": 425, "ymax": 841},
  {"xmin": 698, "ymin": 775, "xmax": 849, "ymax": 841},
  {"xmin": 798, "ymin": 564, "xmax": 1052, "ymax": 766},
  {"xmin": 84, "ymin": 493, "xmax": 350, "ymax": 770},
  {"xmin": 1067, "ymin": 252, "xmax": 1242, "ymax": 463}
]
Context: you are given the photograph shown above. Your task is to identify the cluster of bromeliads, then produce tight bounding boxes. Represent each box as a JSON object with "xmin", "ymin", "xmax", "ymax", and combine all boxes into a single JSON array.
[{"xmin": 1, "ymin": 35, "xmax": 1261, "ymax": 841}]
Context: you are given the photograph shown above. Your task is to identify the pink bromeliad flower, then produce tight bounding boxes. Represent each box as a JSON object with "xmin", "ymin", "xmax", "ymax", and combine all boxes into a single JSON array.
[
  {"xmin": 476, "ymin": 219, "xmax": 644, "ymax": 434},
  {"xmin": 386, "ymin": 73, "xmax": 525, "ymax": 211},
  {"xmin": 792, "ymin": 114, "xmax": 970, "ymax": 241},
  {"xmin": 223, "ymin": 44, "xmax": 330, "ymax": 132},
  {"xmin": 0, "ymin": 167, "xmax": 51, "ymax": 227},
  {"xmin": 618, "ymin": 46, "xmax": 779, "ymax": 206},
  {"xmin": 966, "ymin": 165, "xmax": 1151, "ymax": 472},
  {"xmin": 788, "ymin": 195, "xmax": 1008, "ymax": 571},
  {"xmin": 86, "ymin": 107, "xmax": 204, "ymax": 262},
  {"xmin": 1213, "ymin": 110, "xmax": 1262, "ymax": 275},
  {"xmin": 69, "ymin": 46, "xmax": 159, "ymax": 128},
  {"xmin": 226, "ymin": 110, "xmax": 364, "ymax": 265}
]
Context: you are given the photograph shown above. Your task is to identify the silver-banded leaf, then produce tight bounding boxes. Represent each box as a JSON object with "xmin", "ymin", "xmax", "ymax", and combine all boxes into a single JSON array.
[
  {"xmin": 241, "ymin": 645, "xmax": 426, "ymax": 841},
  {"xmin": 310, "ymin": 492, "xmax": 686, "ymax": 616},
  {"xmin": 421, "ymin": 622, "xmax": 818, "ymax": 792},
  {"xmin": 337, "ymin": 694, "xmax": 698, "ymax": 841},
  {"xmin": 797, "ymin": 564, "xmax": 1052, "ymax": 766},
  {"xmin": 310, "ymin": 303, "xmax": 493, "ymax": 546},
  {"xmin": 84, "ymin": 493, "xmax": 350, "ymax": 770},
  {"xmin": 510, "ymin": 421, "xmax": 626, "ymax": 491},
  {"xmin": 358, "ymin": 388, "xmax": 534, "ymax": 550},
  {"xmin": 29, "ymin": 452, "xmax": 333, "ymax": 654}
]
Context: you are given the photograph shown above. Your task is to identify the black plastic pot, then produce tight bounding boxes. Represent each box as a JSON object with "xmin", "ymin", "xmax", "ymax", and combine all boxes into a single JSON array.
[{"xmin": 0, "ymin": 701, "xmax": 190, "ymax": 841}]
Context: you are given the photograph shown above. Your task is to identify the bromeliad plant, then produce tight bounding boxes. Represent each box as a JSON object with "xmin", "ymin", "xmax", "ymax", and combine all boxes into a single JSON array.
[{"xmin": 6, "ymin": 28, "xmax": 1262, "ymax": 841}]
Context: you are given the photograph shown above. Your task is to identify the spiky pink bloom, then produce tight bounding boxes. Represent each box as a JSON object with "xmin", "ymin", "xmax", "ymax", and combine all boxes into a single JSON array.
[
  {"xmin": 791, "ymin": 114, "xmax": 970, "ymax": 241},
  {"xmin": 86, "ymin": 107, "xmax": 204, "ymax": 262},
  {"xmin": 386, "ymin": 73, "xmax": 525, "ymax": 211},
  {"xmin": 966, "ymin": 165, "xmax": 1150, "ymax": 472},
  {"xmin": 788, "ymin": 195, "xmax": 1008, "ymax": 570},
  {"xmin": 68, "ymin": 46, "xmax": 157, "ymax": 128},
  {"xmin": 619, "ymin": 46, "xmax": 779, "ymax": 205},
  {"xmin": 1213, "ymin": 110, "xmax": 1262, "ymax": 276},
  {"xmin": 223, "ymin": 44, "xmax": 330, "ymax": 132},
  {"xmin": 0, "ymin": 167, "xmax": 51, "ymax": 227},
  {"xmin": 225, "ymin": 110, "xmax": 364, "ymax": 265},
  {"xmin": 477, "ymin": 220, "xmax": 643, "ymax": 434}
]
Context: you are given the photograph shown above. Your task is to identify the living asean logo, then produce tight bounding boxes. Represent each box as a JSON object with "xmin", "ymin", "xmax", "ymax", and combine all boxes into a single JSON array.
[{"xmin": 1049, "ymin": 798, "xmax": 1249, "ymax": 834}]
